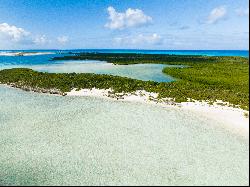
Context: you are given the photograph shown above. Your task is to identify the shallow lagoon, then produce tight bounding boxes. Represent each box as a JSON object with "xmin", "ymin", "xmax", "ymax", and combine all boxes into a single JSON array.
[
  {"xmin": 0, "ymin": 86, "xmax": 248, "ymax": 185},
  {"xmin": 30, "ymin": 61, "xmax": 179, "ymax": 82},
  {"xmin": 0, "ymin": 59, "xmax": 177, "ymax": 82},
  {"xmin": 0, "ymin": 53, "xmax": 178, "ymax": 82}
]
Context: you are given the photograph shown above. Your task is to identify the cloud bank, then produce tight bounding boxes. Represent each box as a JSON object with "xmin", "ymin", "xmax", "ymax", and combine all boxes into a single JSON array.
[
  {"xmin": 0, "ymin": 23, "xmax": 31, "ymax": 43},
  {"xmin": 0, "ymin": 22, "xmax": 69, "ymax": 48}
]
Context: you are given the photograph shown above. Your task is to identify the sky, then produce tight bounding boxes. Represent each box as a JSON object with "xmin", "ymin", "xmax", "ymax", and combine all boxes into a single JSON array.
[{"xmin": 0, "ymin": 0, "xmax": 249, "ymax": 50}]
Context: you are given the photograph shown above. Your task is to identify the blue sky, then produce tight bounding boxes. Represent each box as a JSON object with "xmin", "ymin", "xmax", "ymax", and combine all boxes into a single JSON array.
[{"xmin": 0, "ymin": 0, "xmax": 249, "ymax": 50}]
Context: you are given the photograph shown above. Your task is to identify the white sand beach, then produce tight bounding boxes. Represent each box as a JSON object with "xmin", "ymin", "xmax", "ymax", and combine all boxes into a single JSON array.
[{"xmin": 67, "ymin": 88, "xmax": 249, "ymax": 137}]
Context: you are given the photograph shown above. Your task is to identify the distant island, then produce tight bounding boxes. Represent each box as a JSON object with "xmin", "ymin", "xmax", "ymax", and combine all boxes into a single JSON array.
[{"xmin": 0, "ymin": 51, "xmax": 55, "ymax": 56}]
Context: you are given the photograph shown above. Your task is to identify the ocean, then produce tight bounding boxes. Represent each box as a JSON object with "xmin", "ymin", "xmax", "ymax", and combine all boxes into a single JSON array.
[{"xmin": 0, "ymin": 49, "xmax": 249, "ymax": 57}]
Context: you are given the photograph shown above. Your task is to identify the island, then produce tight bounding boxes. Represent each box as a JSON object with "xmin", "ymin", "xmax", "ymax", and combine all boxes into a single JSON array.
[{"xmin": 0, "ymin": 53, "xmax": 248, "ymax": 110}]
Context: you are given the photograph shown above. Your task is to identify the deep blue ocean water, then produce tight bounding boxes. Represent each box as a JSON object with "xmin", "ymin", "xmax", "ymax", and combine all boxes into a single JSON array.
[
  {"xmin": 66, "ymin": 49, "xmax": 249, "ymax": 57},
  {"xmin": 1, "ymin": 49, "xmax": 249, "ymax": 57}
]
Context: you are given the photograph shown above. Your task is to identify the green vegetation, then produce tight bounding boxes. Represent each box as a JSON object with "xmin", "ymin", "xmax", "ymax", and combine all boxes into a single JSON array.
[
  {"xmin": 0, "ymin": 68, "xmax": 158, "ymax": 93},
  {"xmin": 1, "ymin": 53, "xmax": 249, "ymax": 110},
  {"xmin": 162, "ymin": 58, "xmax": 249, "ymax": 109},
  {"xmin": 52, "ymin": 52, "xmax": 247, "ymax": 65}
]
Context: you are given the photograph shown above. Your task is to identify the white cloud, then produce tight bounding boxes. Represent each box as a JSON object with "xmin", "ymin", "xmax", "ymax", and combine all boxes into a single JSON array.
[
  {"xmin": 206, "ymin": 6, "xmax": 227, "ymax": 24},
  {"xmin": 0, "ymin": 22, "xmax": 70, "ymax": 48},
  {"xmin": 0, "ymin": 23, "xmax": 49, "ymax": 46},
  {"xmin": 236, "ymin": 8, "xmax": 249, "ymax": 16},
  {"xmin": 105, "ymin": 6, "xmax": 152, "ymax": 30},
  {"xmin": 114, "ymin": 33, "xmax": 163, "ymax": 45},
  {"xmin": 33, "ymin": 35, "xmax": 48, "ymax": 45},
  {"xmin": 0, "ymin": 23, "xmax": 30, "ymax": 42},
  {"xmin": 57, "ymin": 36, "xmax": 69, "ymax": 44}
]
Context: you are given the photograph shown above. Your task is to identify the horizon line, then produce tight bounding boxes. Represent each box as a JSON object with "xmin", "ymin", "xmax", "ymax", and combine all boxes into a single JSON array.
[{"xmin": 0, "ymin": 49, "xmax": 249, "ymax": 51}]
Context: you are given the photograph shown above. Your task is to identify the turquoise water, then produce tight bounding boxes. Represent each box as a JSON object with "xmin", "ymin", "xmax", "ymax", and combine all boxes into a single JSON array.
[
  {"xmin": 1, "ymin": 60, "xmax": 178, "ymax": 82},
  {"xmin": 0, "ymin": 86, "xmax": 248, "ymax": 185}
]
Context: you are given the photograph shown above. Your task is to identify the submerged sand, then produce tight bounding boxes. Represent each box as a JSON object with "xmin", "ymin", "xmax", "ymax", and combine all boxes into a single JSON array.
[
  {"xmin": 0, "ymin": 86, "xmax": 249, "ymax": 185},
  {"xmin": 67, "ymin": 88, "xmax": 249, "ymax": 138}
]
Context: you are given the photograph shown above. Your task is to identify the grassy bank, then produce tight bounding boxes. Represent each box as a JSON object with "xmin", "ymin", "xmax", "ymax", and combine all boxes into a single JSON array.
[{"xmin": 0, "ymin": 54, "xmax": 249, "ymax": 110}]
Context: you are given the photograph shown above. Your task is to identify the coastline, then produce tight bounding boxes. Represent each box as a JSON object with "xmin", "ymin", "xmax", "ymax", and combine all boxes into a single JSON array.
[
  {"xmin": 2, "ymin": 84, "xmax": 249, "ymax": 137},
  {"xmin": 66, "ymin": 88, "xmax": 249, "ymax": 137}
]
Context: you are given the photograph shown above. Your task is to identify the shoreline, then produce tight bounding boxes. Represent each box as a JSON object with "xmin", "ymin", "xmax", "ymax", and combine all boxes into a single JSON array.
[
  {"xmin": 66, "ymin": 88, "xmax": 249, "ymax": 137},
  {"xmin": 1, "ymin": 84, "xmax": 249, "ymax": 137}
]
